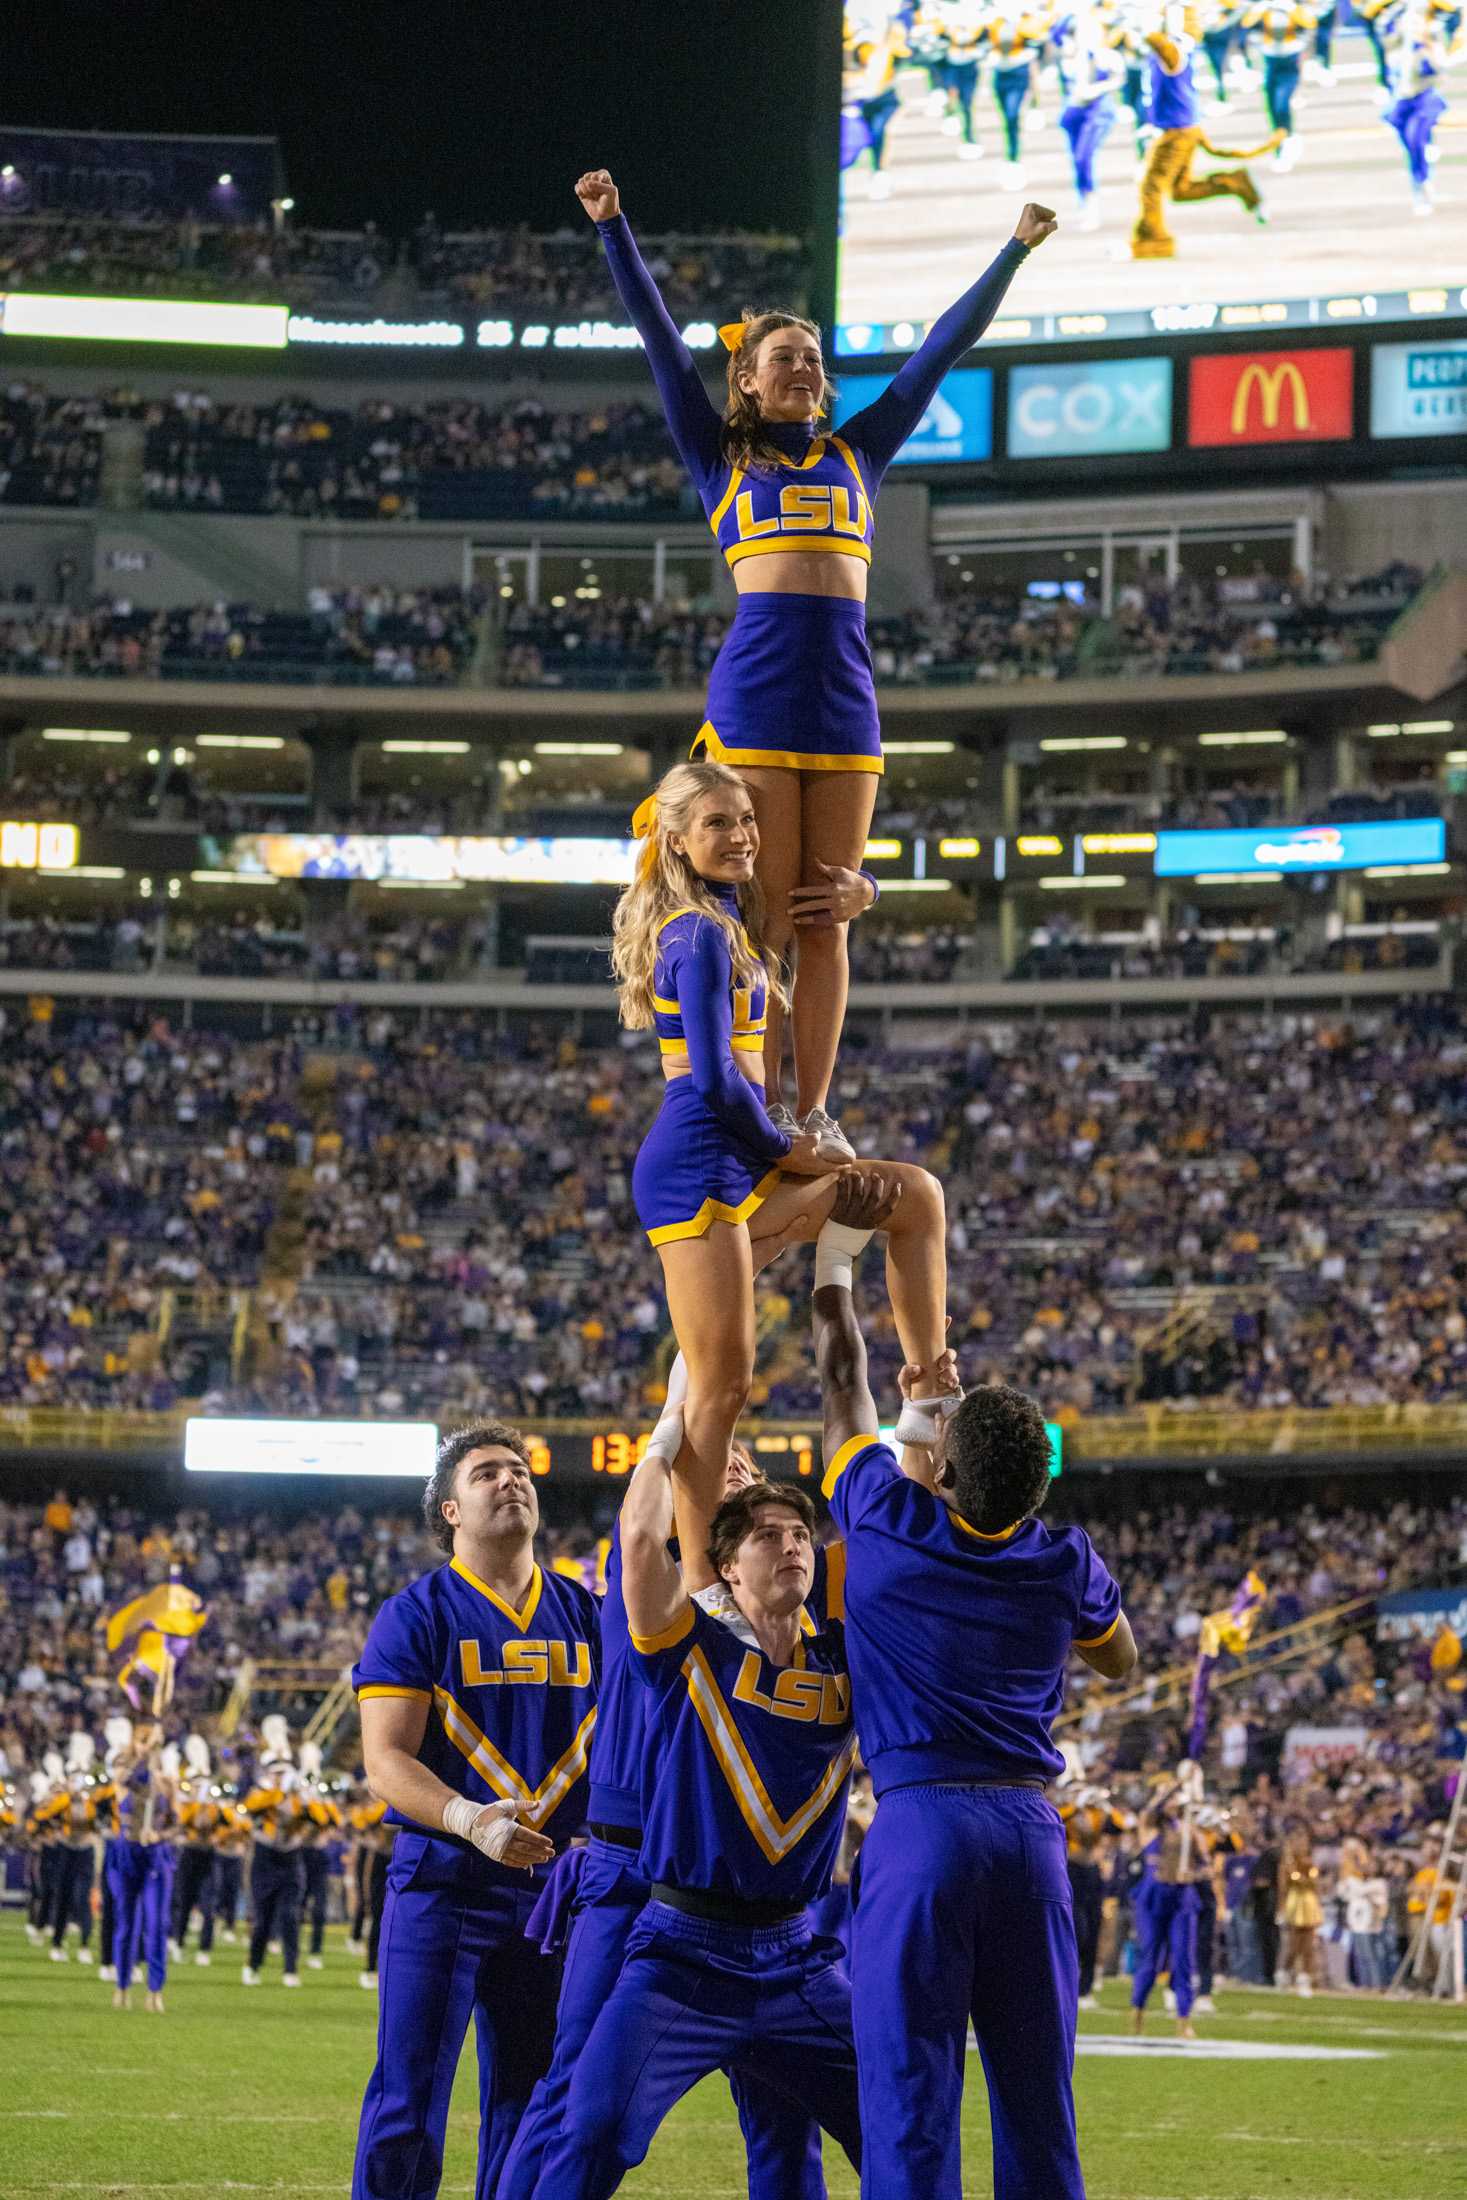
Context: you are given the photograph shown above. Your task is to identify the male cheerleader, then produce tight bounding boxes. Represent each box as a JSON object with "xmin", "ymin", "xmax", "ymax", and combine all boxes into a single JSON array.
[
  {"xmin": 530, "ymin": 1409, "xmax": 864, "ymax": 2192},
  {"xmin": 499, "ymin": 1393, "xmax": 827, "ymax": 2200},
  {"xmin": 351, "ymin": 1420, "xmax": 600, "ymax": 2200},
  {"xmin": 814, "ymin": 1180, "xmax": 1136, "ymax": 2200}
]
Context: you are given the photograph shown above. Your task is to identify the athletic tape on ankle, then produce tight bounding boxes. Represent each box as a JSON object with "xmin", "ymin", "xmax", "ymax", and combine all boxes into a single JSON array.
[{"xmin": 815, "ymin": 1220, "xmax": 874, "ymax": 1293}]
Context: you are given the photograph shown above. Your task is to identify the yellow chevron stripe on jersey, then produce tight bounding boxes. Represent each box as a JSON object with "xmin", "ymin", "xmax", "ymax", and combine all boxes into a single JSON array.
[
  {"xmin": 433, "ymin": 1687, "xmax": 597, "ymax": 1833},
  {"xmin": 682, "ymin": 1644, "xmax": 857, "ymax": 1865}
]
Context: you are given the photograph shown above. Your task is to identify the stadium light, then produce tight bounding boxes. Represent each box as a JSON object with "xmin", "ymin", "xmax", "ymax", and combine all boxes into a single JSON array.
[
  {"xmin": 1038, "ymin": 875, "xmax": 1127, "ymax": 889},
  {"xmin": 196, "ymin": 734, "xmax": 285, "ymax": 750},
  {"xmin": 1402, "ymin": 721, "xmax": 1455, "ymax": 735},
  {"xmin": 1039, "ymin": 737, "xmax": 1127, "ymax": 752},
  {"xmin": 42, "ymin": 727, "xmax": 131, "ymax": 743},
  {"xmin": 67, "ymin": 865, "xmax": 126, "ymax": 880},
  {"xmin": 1016, "ymin": 836, "xmax": 1064, "ymax": 858},
  {"xmin": 878, "ymin": 879, "xmax": 952, "ymax": 893},
  {"xmin": 532, "ymin": 743, "xmax": 626, "ymax": 757},
  {"xmin": 1363, "ymin": 864, "xmax": 1451, "ymax": 879},
  {"xmin": 1194, "ymin": 870, "xmax": 1285, "ymax": 885},
  {"xmin": 884, "ymin": 741, "xmax": 955, "ymax": 755},
  {"xmin": 938, "ymin": 838, "xmax": 981, "ymax": 858},
  {"xmin": 189, "ymin": 870, "xmax": 280, "ymax": 886},
  {"xmin": 863, "ymin": 839, "xmax": 903, "ymax": 860},
  {"xmin": 381, "ymin": 739, "xmax": 471, "ymax": 754},
  {"xmin": 1197, "ymin": 731, "xmax": 1287, "ymax": 747}
]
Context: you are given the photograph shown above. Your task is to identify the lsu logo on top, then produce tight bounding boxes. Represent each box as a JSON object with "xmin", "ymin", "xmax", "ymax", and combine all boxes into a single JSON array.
[{"xmin": 460, "ymin": 1638, "xmax": 593, "ymax": 1689}]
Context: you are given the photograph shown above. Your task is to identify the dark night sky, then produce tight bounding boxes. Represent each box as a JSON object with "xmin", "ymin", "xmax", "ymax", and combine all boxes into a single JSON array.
[{"xmin": 5, "ymin": 0, "xmax": 834, "ymax": 236}]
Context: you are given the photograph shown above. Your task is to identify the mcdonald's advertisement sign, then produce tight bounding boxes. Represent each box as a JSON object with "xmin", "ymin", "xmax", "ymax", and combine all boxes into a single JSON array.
[{"xmin": 1187, "ymin": 348, "xmax": 1355, "ymax": 448}]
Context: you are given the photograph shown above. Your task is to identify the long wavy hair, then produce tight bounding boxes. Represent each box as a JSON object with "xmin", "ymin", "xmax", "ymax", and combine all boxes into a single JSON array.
[
  {"xmin": 613, "ymin": 760, "xmax": 788, "ymax": 1032},
  {"xmin": 721, "ymin": 310, "xmax": 833, "ymax": 475}
]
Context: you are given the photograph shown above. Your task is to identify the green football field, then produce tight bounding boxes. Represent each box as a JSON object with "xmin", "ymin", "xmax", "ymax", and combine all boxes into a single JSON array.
[{"xmin": 3, "ymin": 1913, "xmax": 1464, "ymax": 2198}]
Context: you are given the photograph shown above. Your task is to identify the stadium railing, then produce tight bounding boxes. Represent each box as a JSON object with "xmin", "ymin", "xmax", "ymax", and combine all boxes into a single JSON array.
[{"xmin": 6, "ymin": 1400, "xmax": 1467, "ymax": 1465}]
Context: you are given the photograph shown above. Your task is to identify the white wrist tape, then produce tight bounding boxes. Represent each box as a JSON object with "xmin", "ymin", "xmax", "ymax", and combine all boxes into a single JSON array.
[
  {"xmin": 644, "ymin": 1351, "xmax": 688, "ymax": 1466},
  {"xmin": 893, "ymin": 1390, "xmax": 966, "ymax": 1448},
  {"xmin": 814, "ymin": 1221, "xmax": 873, "ymax": 1294},
  {"xmin": 442, "ymin": 1794, "xmax": 522, "ymax": 1861}
]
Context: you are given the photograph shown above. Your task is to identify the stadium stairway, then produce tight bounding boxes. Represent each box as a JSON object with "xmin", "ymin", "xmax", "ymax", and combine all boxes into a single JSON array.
[
  {"xmin": 1379, "ymin": 566, "xmax": 1467, "ymax": 703},
  {"xmin": 122, "ymin": 508, "xmax": 303, "ymax": 610}
]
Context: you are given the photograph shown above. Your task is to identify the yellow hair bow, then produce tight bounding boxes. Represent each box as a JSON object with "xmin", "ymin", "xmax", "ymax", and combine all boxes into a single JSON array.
[
  {"xmin": 630, "ymin": 793, "xmax": 659, "ymax": 839},
  {"xmin": 718, "ymin": 321, "xmax": 748, "ymax": 355}
]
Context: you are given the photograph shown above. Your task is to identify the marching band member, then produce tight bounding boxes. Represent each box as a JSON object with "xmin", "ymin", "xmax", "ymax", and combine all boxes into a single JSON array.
[{"xmin": 242, "ymin": 1715, "xmax": 308, "ymax": 1988}]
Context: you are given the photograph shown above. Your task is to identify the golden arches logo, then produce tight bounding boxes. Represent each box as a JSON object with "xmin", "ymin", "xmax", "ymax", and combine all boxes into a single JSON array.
[{"xmin": 1231, "ymin": 361, "xmax": 1310, "ymax": 436}]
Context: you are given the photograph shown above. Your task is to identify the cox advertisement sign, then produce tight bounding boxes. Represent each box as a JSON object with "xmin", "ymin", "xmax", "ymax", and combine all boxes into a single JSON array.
[
  {"xmin": 837, "ymin": 366, "xmax": 993, "ymax": 464},
  {"xmin": 1154, "ymin": 817, "xmax": 1447, "ymax": 877},
  {"xmin": 1371, "ymin": 341, "xmax": 1467, "ymax": 440},
  {"xmin": 1006, "ymin": 358, "xmax": 1172, "ymax": 459},
  {"xmin": 1189, "ymin": 347, "xmax": 1354, "ymax": 447}
]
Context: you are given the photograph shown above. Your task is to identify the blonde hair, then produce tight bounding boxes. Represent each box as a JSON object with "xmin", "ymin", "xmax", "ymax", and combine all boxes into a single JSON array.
[
  {"xmin": 613, "ymin": 760, "xmax": 788, "ymax": 1031},
  {"xmin": 722, "ymin": 311, "xmax": 832, "ymax": 474}
]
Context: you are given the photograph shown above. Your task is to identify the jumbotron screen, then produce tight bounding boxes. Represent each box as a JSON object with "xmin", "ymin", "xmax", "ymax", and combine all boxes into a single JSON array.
[{"xmin": 835, "ymin": 4, "xmax": 1467, "ymax": 354}]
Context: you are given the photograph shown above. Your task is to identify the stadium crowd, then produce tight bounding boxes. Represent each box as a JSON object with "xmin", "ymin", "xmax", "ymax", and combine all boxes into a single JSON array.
[
  {"xmin": 0, "ymin": 213, "xmax": 807, "ymax": 319},
  {"xmin": 2, "ymin": 1480, "xmax": 1461, "ymax": 1995},
  {"xmin": 0, "ymin": 567, "xmax": 1417, "ymax": 693},
  {"xmin": 3, "ymin": 998, "xmax": 1467, "ymax": 1431}
]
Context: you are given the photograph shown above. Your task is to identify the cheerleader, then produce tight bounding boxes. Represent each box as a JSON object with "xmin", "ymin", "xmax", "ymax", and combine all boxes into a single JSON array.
[
  {"xmin": 1061, "ymin": 8, "xmax": 1122, "ymax": 223},
  {"xmin": 1278, "ymin": 1824, "xmax": 1324, "ymax": 1993},
  {"xmin": 105, "ymin": 1718, "xmax": 181, "ymax": 2012},
  {"xmin": 614, "ymin": 759, "xmax": 961, "ymax": 1510},
  {"xmin": 579, "ymin": 167, "xmax": 1051, "ymax": 1153}
]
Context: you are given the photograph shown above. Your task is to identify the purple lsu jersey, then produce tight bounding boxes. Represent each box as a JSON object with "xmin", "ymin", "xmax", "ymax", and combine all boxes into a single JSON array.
[
  {"xmin": 353, "ymin": 1556, "xmax": 601, "ymax": 1847},
  {"xmin": 587, "ymin": 1523, "xmax": 847, "ymax": 1833},
  {"xmin": 823, "ymin": 1435, "xmax": 1121, "ymax": 1797},
  {"xmin": 709, "ymin": 435, "xmax": 874, "ymax": 571},
  {"xmin": 1147, "ymin": 46, "xmax": 1200, "ymax": 129},
  {"xmin": 630, "ymin": 1596, "xmax": 855, "ymax": 1907}
]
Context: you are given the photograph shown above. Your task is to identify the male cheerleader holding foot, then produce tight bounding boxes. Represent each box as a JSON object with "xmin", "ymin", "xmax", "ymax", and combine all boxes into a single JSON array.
[
  {"xmin": 527, "ymin": 1186, "xmax": 915, "ymax": 2196},
  {"xmin": 498, "ymin": 1414, "xmax": 827, "ymax": 2200},
  {"xmin": 815, "ymin": 1207, "xmax": 1137, "ymax": 2200}
]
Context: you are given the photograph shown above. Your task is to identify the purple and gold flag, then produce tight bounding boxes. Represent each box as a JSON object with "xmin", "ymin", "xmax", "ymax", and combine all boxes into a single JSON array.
[
  {"xmin": 1187, "ymin": 1569, "xmax": 1266, "ymax": 1759},
  {"xmin": 105, "ymin": 1568, "xmax": 207, "ymax": 1714}
]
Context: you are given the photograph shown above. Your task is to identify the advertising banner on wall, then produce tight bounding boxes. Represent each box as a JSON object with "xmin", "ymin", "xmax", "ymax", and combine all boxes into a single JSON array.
[
  {"xmin": 1188, "ymin": 348, "xmax": 1355, "ymax": 447},
  {"xmin": 1154, "ymin": 818, "xmax": 1447, "ymax": 877},
  {"xmin": 1006, "ymin": 359, "xmax": 1173, "ymax": 460},
  {"xmin": 1370, "ymin": 341, "xmax": 1467, "ymax": 440},
  {"xmin": 836, "ymin": 367, "xmax": 993, "ymax": 463}
]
